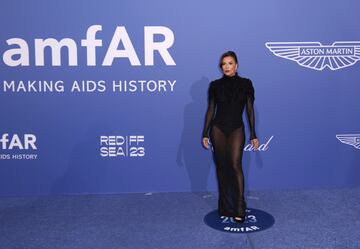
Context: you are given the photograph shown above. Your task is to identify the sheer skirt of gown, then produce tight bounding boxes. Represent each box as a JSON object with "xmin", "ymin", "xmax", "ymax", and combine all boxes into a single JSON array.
[{"xmin": 210, "ymin": 124, "xmax": 246, "ymax": 217}]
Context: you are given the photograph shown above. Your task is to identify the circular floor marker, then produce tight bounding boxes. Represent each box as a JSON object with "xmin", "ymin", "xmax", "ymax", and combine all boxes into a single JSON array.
[{"xmin": 204, "ymin": 208, "xmax": 275, "ymax": 233}]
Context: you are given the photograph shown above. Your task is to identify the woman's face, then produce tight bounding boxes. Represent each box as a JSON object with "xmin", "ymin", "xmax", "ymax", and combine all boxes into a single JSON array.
[{"xmin": 221, "ymin": 56, "xmax": 238, "ymax": 77}]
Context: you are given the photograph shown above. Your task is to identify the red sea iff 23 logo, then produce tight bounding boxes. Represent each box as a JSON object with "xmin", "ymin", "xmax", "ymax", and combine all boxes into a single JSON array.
[{"xmin": 100, "ymin": 135, "xmax": 145, "ymax": 157}]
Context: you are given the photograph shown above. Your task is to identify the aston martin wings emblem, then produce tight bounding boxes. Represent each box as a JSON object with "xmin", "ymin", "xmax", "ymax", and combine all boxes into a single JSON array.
[
  {"xmin": 265, "ymin": 42, "xmax": 360, "ymax": 71},
  {"xmin": 336, "ymin": 134, "xmax": 360, "ymax": 149}
]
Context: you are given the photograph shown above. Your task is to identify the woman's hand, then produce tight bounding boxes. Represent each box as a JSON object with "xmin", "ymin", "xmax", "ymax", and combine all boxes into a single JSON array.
[
  {"xmin": 202, "ymin": 137, "xmax": 210, "ymax": 149},
  {"xmin": 251, "ymin": 138, "xmax": 260, "ymax": 151}
]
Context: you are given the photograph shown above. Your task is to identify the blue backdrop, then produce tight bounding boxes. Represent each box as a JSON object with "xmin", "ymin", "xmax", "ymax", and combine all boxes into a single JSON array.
[{"xmin": 1, "ymin": 0, "xmax": 359, "ymax": 196}]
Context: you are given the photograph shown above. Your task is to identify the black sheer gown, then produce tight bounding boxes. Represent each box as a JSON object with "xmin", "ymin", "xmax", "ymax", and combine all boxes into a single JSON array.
[{"xmin": 202, "ymin": 72, "xmax": 257, "ymax": 217}]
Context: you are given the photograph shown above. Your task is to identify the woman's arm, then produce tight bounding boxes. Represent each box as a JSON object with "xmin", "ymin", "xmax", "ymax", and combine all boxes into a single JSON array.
[
  {"xmin": 245, "ymin": 79, "xmax": 257, "ymax": 140},
  {"xmin": 202, "ymin": 82, "xmax": 216, "ymax": 138}
]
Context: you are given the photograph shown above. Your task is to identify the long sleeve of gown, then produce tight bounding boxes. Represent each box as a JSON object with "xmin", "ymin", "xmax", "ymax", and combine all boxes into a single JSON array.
[
  {"xmin": 246, "ymin": 80, "xmax": 257, "ymax": 140},
  {"xmin": 202, "ymin": 82, "xmax": 215, "ymax": 138}
]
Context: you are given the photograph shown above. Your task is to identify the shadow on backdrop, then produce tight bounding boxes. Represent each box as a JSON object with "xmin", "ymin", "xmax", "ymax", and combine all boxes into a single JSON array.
[{"xmin": 51, "ymin": 124, "xmax": 107, "ymax": 194}]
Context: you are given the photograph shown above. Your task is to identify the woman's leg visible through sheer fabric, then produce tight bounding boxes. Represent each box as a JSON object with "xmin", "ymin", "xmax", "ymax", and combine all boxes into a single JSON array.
[
  {"xmin": 210, "ymin": 124, "xmax": 233, "ymax": 216},
  {"xmin": 227, "ymin": 126, "xmax": 246, "ymax": 217}
]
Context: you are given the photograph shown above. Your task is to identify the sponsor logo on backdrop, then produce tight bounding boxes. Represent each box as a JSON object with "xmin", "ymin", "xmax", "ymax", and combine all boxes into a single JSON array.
[
  {"xmin": 336, "ymin": 134, "xmax": 360, "ymax": 149},
  {"xmin": 210, "ymin": 136, "xmax": 274, "ymax": 152},
  {"xmin": 100, "ymin": 135, "xmax": 145, "ymax": 157},
  {"xmin": 0, "ymin": 133, "xmax": 38, "ymax": 160},
  {"xmin": 266, "ymin": 41, "xmax": 360, "ymax": 71},
  {"xmin": 244, "ymin": 135, "xmax": 273, "ymax": 151},
  {"xmin": 1, "ymin": 25, "xmax": 177, "ymax": 94},
  {"xmin": 2, "ymin": 25, "xmax": 175, "ymax": 67}
]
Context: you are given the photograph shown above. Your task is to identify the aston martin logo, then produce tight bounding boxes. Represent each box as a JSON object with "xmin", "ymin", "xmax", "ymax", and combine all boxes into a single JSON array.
[
  {"xmin": 336, "ymin": 134, "xmax": 360, "ymax": 149},
  {"xmin": 265, "ymin": 42, "xmax": 360, "ymax": 71}
]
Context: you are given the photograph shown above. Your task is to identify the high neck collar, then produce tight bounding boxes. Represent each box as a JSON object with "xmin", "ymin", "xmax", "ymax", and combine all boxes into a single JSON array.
[{"xmin": 222, "ymin": 72, "xmax": 239, "ymax": 80}]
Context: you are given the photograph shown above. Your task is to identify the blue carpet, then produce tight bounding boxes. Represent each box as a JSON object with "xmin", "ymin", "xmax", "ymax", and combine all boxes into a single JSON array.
[{"xmin": 0, "ymin": 187, "xmax": 359, "ymax": 249}]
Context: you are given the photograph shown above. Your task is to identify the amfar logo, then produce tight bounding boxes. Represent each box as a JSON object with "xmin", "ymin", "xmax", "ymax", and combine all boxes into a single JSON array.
[
  {"xmin": 336, "ymin": 134, "xmax": 360, "ymax": 149},
  {"xmin": 204, "ymin": 208, "xmax": 275, "ymax": 234},
  {"xmin": 265, "ymin": 41, "xmax": 360, "ymax": 71},
  {"xmin": 0, "ymin": 133, "xmax": 38, "ymax": 160},
  {"xmin": 0, "ymin": 133, "xmax": 37, "ymax": 150},
  {"xmin": 100, "ymin": 135, "xmax": 145, "ymax": 157},
  {"xmin": 2, "ymin": 25, "xmax": 175, "ymax": 67}
]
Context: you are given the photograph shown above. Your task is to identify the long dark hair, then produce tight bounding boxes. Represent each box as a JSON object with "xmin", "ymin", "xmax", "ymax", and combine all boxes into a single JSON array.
[{"xmin": 219, "ymin": 51, "xmax": 238, "ymax": 69}]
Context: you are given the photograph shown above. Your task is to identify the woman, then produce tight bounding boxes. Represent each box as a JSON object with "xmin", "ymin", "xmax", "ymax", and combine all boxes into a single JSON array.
[{"xmin": 202, "ymin": 51, "xmax": 259, "ymax": 223}]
